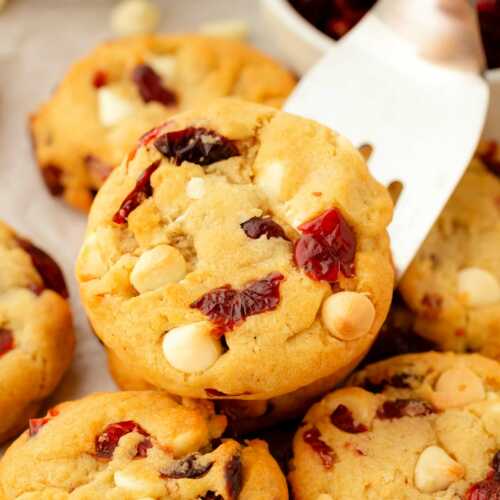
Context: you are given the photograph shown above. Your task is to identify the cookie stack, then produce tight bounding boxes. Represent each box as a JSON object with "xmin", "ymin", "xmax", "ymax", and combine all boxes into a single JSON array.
[{"xmin": 2, "ymin": 20, "xmax": 500, "ymax": 500}]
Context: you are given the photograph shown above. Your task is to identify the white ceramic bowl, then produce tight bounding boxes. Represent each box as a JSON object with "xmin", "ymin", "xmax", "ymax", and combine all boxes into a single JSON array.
[{"xmin": 261, "ymin": 0, "xmax": 500, "ymax": 139}]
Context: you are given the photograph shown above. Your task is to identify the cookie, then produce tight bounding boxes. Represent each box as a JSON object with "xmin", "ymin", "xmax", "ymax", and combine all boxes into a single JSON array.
[
  {"xmin": 399, "ymin": 150, "xmax": 500, "ymax": 358},
  {"xmin": 289, "ymin": 352, "xmax": 500, "ymax": 500},
  {"xmin": 76, "ymin": 97, "xmax": 394, "ymax": 400},
  {"xmin": 0, "ymin": 391, "xmax": 288, "ymax": 499},
  {"xmin": 0, "ymin": 220, "xmax": 74, "ymax": 443},
  {"xmin": 107, "ymin": 348, "xmax": 361, "ymax": 435},
  {"xmin": 30, "ymin": 34, "xmax": 296, "ymax": 211}
]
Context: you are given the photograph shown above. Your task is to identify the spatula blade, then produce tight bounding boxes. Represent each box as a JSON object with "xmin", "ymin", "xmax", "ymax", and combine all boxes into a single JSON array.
[{"xmin": 285, "ymin": 18, "xmax": 489, "ymax": 277}]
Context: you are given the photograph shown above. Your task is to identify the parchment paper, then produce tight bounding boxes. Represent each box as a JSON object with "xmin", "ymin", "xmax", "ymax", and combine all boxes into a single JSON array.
[{"xmin": 0, "ymin": 0, "xmax": 277, "ymax": 452}]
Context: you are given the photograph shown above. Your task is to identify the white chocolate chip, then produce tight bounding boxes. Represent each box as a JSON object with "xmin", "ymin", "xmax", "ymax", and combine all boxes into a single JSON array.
[
  {"xmin": 97, "ymin": 87, "xmax": 134, "ymax": 127},
  {"xmin": 131, "ymin": 245, "xmax": 186, "ymax": 293},
  {"xmin": 111, "ymin": 0, "xmax": 160, "ymax": 36},
  {"xmin": 414, "ymin": 446, "xmax": 464, "ymax": 493},
  {"xmin": 114, "ymin": 471, "xmax": 161, "ymax": 496},
  {"xmin": 432, "ymin": 367, "xmax": 485, "ymax": 410},
  {"xmin": 321, "ymin": 292, "xmax": 375, "ymax": 341},
  {"xmin": 199, "ymin": 19, "xmax": 249, "ymax": 40},
  {"xmin": 257, "ymin": 161, "xmax": 284, "ymax": 200},
  {"xmin": 147, "ymin": 55, "xmax": 176, "ymax": 80},
  {"xmin": 186, "ymin": 177, "xmax": 205, "ymax": 200},
  {"xmin": 457, "ymin": 267, "xmax": 500, "ymax": 307},
  {"xmin": 162, "ymin": 322, "xmax": 222, "ymax": 373}
]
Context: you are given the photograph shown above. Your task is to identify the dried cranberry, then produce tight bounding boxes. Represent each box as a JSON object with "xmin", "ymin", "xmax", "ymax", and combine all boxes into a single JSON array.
[
  {"xmin": 136, "ymin": 437, "xmax": 153, "ymax": 457},
  {"xmin": 161, "ymin": 453, "xmax": 214, "ymax": 479},
  {"xmin": 330, "ymin": 404, "xmax": 367, "ymax": 433},
  {"xmin": 289, "ymin": 0, "xmax": 375, "ymax": 40},
  {"xmin": 377, "ymin": 399, "xmax": 435, "ymax": 420},
  {"xmin": 294, "ymin": 208, "xmax": 356, "ymax": 283},
  {"xmin": 465, "ymin": 451, "xmax": 500, "ymax": 499},
  {"xmin": 95, "ymin": 420, "xmax": 150, "ymax": 459},
  {"xmin": 132, "ymin": 64, "xmax": 177, "ymax": 107},
  {"xmin": 41, "ymin": 165, "xmax": 64, "ymax": 196},
  {"xmin": 92, "ymin": 70, "xmax": 108, "ymax": 88},
  {"xmin": 289, "ymin": 0, "xmax": 328, "ymax": 26},
  {"xmin": 154, "ymin": 127, "xmax": 239, "ymax": 167},
  {"xmin": 421, "ymin": 293, "xmax": 443, "ymax": 319},
  {"xmin": 206, "ymin": 388, "xmax": 228, "ymax": 397},
  {"xmin": 466, "ymin": 479, "xmax": 500, "ymax": 500},
  {"xmin": 113, "ymin": 159, "xmax": 161, "ymax": 224},
  {"xmin": 477, "ymin": 1, "xmax": 500, "ymax": 69},
  {"xmin": 0, "ymin": 328, "xmax": 14, "ymax": 357},
  {"xmin": 478, "ymin": 141, "xmax": 500, "ymax": 177},
  {"xmin": 29, "ymin": 417, "xmax": 50, "ymax": 437},
  {"xmin": 303, "ymin": 426, "xmax": 335, "ymax": 469},
  {"xmin": 16, "ymin": 238, "xmax": 68, "ymax": 298},
  {"xmin": 240, "ymin": 216, "xmax": 289, "ymax": 241},
  {"xmin": 190, "ymin": 272, "xmax": 285, "ymax": 336},
  {"xmin": 28, "ymin": 409, "xmax": 59, "ymax": 437},
  {"xmin": 225, "ymin": 454, "xmax": 242, "ymax": 499},
  {"xmin": 84, "ymin": 154, "xmax": 114, "ymax": 183}
]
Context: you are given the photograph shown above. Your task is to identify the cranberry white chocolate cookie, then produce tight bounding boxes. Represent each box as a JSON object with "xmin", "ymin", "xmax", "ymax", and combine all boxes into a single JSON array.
[
  {"xmin": 399, "ymin": 146, "xmax": 500, "ymax": 359},
  {"xmin": 30, "ymin": 35, "xmax": 296, "ymax": 211},
  {"xmin": 76, "ymin": 98, "xmax": 394, "ymax": 400},
  {"xmin": 0, "ymin": 391, "xmax": 288, "ymax": 499},
  {"xmin": 289, "ymin": 352, "xmax": 500, "ymax": 500},
  {"xmin": 0, "ymin": 220, "xmax": 74, "ymax": 443},
  {"xmin": 107, "ymin": 348, "xmax": 360, "ymax": 435}
]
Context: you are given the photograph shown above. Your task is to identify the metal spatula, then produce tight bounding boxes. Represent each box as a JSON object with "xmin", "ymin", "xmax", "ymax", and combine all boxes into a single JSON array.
[{"xmin": 285, "ymin": 0, "xmax": 489, "ymax": 277}]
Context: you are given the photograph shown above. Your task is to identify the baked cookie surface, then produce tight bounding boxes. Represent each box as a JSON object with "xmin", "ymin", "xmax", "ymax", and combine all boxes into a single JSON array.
[
  {"xmin": 400, "ymin": 152, "xmax": 500, "ymax": 358},
  {"xmin": 0, "ymin": 391, "xmax": 288, "ymax": 499},
  {"xmin": 30, "ymin": 34, "xmax": 296, "ymax": 211},
  {"xmin": 289, "ymin": 352, "xmax": 500, "ymax": 500},
  {"xmin": 0, "ymin": 220, "xmax": 74, "ymax": 443},
  {"xmin": 76, "ymin": 98, "xmax": 394, "ymax": 400}
]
